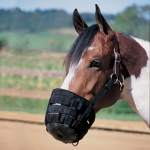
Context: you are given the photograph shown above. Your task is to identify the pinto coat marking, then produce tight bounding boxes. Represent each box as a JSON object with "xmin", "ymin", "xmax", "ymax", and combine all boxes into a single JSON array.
[{"xmin": 120, "ymin": 37, "xmax": 149, "ymax": 126}]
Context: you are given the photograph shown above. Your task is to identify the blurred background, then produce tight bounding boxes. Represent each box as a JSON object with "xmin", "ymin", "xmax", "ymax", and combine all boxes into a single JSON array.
[
  {"xmin": 0, "ymin": 0, "xmax": 149, "ymax": 127},
  {"xmin": 0, "ymin": 0, "xmax": 149, "ymax": 120}
]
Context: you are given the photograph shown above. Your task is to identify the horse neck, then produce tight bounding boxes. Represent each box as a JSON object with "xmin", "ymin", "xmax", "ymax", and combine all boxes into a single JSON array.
[{"xmin": 117, "ymin": 33, "xmax": 150, "ymax": 126}]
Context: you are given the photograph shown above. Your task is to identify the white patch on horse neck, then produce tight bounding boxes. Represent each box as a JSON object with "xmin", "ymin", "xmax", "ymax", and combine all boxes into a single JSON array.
[
  {"xmin": 60, "ymin": 59, "xmax": 83, "ymax": 90},
  {"xmin": 120, "ymin": 38, "xmax": 150, "ymax": 126}
]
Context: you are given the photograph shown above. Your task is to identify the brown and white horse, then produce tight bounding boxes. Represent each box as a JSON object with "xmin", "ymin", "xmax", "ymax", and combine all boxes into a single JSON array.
[{"xmin": 60, "ymin": 4, "xmax": 149, "ymax": 127}]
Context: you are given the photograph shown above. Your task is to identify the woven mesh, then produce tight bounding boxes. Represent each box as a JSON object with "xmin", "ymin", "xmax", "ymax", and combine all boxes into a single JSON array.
[{"xmin": 45, "ymin": 88, "xmax": 95, "ymax": 143}]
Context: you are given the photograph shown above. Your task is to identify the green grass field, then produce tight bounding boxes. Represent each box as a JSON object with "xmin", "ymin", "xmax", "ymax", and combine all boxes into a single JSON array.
[
  {"xmin": 0, "ymin": 52, "xmax": 66, "ymax": 70},
  {"xmin": 0, "ymin": 96, "xmax": 142, "ymax": 121},
  {"xmin": 0, "ymin": 28, "xmax": 77, "ymax": 53},
  {"xmin": 0, "ymin": 96, "xmax": 48, "ymax": 114},
  {"xmin": 0, "ymin": 74, "xmax": 63, "ymax": 90}
]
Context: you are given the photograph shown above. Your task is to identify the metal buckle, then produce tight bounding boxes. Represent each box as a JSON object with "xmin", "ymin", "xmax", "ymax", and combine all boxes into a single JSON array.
[
  {"xmin": 111, "ymin": 74, "xmax": 124, "ymax": 91},
  {"xmin": 114, "ymin": 77, "xmax": 124, "ymax": 91},
  {"xmin": 114, "ymin": 52, "xmax": 121, "ymax": 63},
  {"xmin": 72, "ymin": 141, "xmax": 79, "ymax": 146}
]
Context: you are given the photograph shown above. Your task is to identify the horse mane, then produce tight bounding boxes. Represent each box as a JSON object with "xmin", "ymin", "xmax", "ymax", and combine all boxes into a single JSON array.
[{"xmin": 67, "ymin": 24, "xmax": 99, "ymax": 67}]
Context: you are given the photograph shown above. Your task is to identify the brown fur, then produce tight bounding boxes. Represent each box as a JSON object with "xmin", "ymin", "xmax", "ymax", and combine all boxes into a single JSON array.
[{"xmin": 118, "ymin": 33, "xmax": 148, "ymax": 78}]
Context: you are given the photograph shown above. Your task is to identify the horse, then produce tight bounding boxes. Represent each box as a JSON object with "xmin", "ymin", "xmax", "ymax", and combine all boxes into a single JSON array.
[{"xmin": 45, "ymin": 4, "xmax": 149, "ymax": 145}]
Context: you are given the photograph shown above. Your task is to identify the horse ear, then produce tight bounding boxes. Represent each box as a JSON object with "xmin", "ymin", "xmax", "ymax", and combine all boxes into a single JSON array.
[
  {"xmin": 95, "ymin": 4, "xmax": 111, "ymax": 35},
  {"xmin": 73, "ymin": 9, "xmax": 88, "ymax": 34}
]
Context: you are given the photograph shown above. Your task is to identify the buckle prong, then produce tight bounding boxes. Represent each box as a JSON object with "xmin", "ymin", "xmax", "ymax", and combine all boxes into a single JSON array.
[
  {"xmin": 114, "ymin": 52, "xmax": 121, "ymax": 63},
  {"xmin": 114, "ymin": 77, "xmax": 124, "ymax": 91}
]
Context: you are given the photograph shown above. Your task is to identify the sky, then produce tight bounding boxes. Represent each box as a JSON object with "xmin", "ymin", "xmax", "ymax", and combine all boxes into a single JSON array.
[{"xmin": 0, "ymin": 0, "xmax": 149, "ymax": 14}]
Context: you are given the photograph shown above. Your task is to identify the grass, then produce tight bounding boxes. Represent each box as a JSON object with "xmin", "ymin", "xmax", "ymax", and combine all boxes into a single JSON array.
[
  {"xmin": 0, "ymin": 28, "xmax": 77, "ymax": 52},
  {"xmin": 96, "ymin": 100, "xmax": 142, "ymax": 121},
  {"xmin": 0, "ymin": 96, "xmax": 48, "ymax": 114},
  {"xmin": 0, "ymin": 74, "xmax": 63, "ymax": 91},
  {"xmin": 0, "ymin": 52, "xmax": 66, "ymax": 70},
  {"xmin": 0, "ymin": 96, "xmax": 142, "ymax": 121},
  {"xmin": 96, "ymin": 112, "xmax": 142, "ymax": 121}
]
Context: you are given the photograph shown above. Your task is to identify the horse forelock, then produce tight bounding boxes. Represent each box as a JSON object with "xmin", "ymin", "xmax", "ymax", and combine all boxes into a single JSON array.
[{"xmin": 66, "ymin": 24, "xmax": 99, "ymax": 69}]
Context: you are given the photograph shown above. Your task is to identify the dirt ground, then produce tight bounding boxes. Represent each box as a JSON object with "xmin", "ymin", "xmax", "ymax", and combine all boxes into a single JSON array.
[{"xmin": 0, "ymin": 111, "xmax": 150, "ymax": 150}]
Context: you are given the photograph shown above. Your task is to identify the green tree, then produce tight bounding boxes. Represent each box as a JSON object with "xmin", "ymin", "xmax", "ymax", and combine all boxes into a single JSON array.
[{"xmin": 113, "ymin": 4, "xmax": 149, "ymax": 40}]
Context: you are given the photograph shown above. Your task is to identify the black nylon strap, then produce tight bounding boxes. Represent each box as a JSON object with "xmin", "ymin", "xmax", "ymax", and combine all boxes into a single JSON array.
[
  {"xmin": 50, "ymin": 97, "xmax": 70, "ymax": 106},
  {"xmin": 90, "ymin": 77, "xmax": 114, "ymax": 106},
  {"xmin": 47, "ymin": 105, "xmax": 78, "ymax": 118},
  {"xmin": 45, "ymin": 113, "xmax": 60, "ymax": 123},
  {"xmin": 79, "ymin": 75, "xmax": 115, "ymax": 123},
  {"xmin": 45, "ymin": 113, "xmax": 74, "ymax": 126}
]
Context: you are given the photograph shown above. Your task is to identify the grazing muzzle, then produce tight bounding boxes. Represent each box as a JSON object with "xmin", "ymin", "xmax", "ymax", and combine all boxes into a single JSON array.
[
  {"xmin": 45, "ymin": 30, "xmax": 124, "ymax": 145},
  {"xmin": 45, "ymin": 88, "xmax": 95, "ymax": 144}
]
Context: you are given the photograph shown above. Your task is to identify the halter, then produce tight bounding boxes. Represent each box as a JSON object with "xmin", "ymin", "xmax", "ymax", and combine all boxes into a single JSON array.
[
  {"xmin": 112, "ymin": 31, "xmax": 124, "ymax": 90},
  {"xmin": 84, "ymin": 31, "xmax": 124, "ymax": 107},
  {"xmin": 45, "ymin": 31, "xmax": 124, "ymax": 145}
]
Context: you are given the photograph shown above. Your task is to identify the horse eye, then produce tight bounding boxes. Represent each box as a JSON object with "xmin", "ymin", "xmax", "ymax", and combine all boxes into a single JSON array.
[{"xmin": 90, "ymin": 60, "xmax": 102, "ymax": 69}]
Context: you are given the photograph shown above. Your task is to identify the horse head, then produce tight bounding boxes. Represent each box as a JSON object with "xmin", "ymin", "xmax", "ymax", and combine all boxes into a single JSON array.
[
  {"xmin": 45, "ymin": 4, "xmax": 149, "ymax": 145},
  {"xmin": 62, "ymin": 4, "xmax": 123, "ymax": 111}
]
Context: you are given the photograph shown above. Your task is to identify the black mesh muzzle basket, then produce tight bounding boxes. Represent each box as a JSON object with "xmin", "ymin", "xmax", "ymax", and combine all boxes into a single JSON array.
[{"xmin": 45, "ymin": 88, "xmax": 95, "ymax": 144}]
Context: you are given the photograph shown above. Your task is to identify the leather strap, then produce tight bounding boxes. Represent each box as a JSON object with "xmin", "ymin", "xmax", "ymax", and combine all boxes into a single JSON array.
[
  {"xmin": 80, "ymin": 74, "xmax": 115, "ymax": 122},
  {"xmin": 89, "ymin": 75, "xmax": 115, "ymax": 106},
  {"xmin": 113, "ymin": 31, "xmax": 121, "ymax": 77}
]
